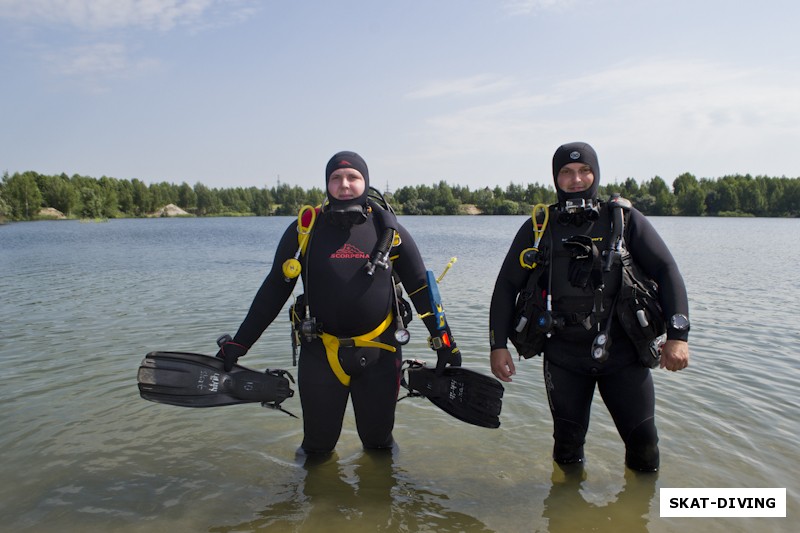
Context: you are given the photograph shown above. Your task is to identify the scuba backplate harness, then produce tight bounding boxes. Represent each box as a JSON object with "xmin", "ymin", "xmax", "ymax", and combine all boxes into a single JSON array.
[
  {"xmin": 283, "ymin": 188, "xmax": 414, "ymax": 385},
  {"xmin": 509, "ymin": 195, "xmax": 666, "ymax": 367}
]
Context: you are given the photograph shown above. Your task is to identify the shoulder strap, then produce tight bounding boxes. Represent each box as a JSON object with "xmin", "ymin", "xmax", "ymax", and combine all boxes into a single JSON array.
[
  {"xmin": 364, "ymin": 197, "xmax": 399, "ymax": 275},
  {"xmin": 604, "ymin": 194, "xmax": 632, "ymax": 266},
  {"xmin": 368, "ymin": 197, "xmax": 398, "ymax": 233}
]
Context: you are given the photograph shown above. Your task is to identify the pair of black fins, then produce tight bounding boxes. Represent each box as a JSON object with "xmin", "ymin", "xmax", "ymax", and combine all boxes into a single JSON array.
[{"xmin": 137, "ymin": 352, "xmax": 504, "ymax": 428}]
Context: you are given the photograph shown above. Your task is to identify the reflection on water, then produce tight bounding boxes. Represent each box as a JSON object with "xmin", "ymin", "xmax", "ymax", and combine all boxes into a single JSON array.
[
  {"xmin": 0, "ymin": 216, "xmax": 797, "ymax": 532},
  {"xmin": 542, "ymin": 465, "xmax": 656, "ymax": 533},
  {"xmin": 212, "ymin": 448, "xmax": 493, "ymax": 533}
]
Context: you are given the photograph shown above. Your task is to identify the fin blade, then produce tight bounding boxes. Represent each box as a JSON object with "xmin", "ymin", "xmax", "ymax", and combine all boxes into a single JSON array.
[
  {"xmin": 137, "ymin": 351, "xmax": 293, "ymax": 408},
  {"xmin": 406, "ymin": 366, "xmax": 504, "ymax": 428}
]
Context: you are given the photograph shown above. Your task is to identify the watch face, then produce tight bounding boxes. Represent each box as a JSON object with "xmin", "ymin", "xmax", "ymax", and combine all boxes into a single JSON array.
[
  {"xmin": 395, "ymin": 329, "xmax": 410, "ymax": 345},
  {"xmin": 671, "ymin": 314, "xmax": 689, "ymax": 330}
]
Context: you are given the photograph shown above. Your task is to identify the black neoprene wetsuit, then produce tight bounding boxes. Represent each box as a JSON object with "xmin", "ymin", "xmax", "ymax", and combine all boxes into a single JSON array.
[
  {"xmin": 232, "ymin": 210, "xmax": 446, "ymax": 453},
  {"xmin": 489, "ymin": 204, "xmax": 689, "ymax": 470}
]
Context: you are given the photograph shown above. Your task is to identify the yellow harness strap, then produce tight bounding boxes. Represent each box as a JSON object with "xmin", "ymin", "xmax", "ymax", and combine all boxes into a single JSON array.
[{"xmin": 319, "ymin": 312, "xmax": 397, "ymax": 386}]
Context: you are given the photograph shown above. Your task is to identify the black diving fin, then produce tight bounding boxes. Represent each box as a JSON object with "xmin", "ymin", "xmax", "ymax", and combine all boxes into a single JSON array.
[
  {"xmin": 137, "ymin": 351, "xmax": 295, "ymax": 413},
  {"xmin": 400, "ymin": 360, "xmax": 504, "ymax": 429}
]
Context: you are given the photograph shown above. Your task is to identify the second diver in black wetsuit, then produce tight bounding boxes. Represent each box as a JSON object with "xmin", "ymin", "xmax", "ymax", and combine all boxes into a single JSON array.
[
  {"xmin": 489, "ymin": 142, "xmax": 690, "ymax": 471},
  {"xmin": 217, "ymin": 151, "xmax": 461, "ymax": 454}
]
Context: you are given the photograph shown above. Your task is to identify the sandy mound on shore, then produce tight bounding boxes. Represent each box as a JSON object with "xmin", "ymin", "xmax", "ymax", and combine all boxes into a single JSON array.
[
  {"xmin": 152, "ymin": 204, "xmax": 191, "ymax": 217},
  {"xmin": 38, "ymin": 207, "xmax": 67, "ymax": 219}
]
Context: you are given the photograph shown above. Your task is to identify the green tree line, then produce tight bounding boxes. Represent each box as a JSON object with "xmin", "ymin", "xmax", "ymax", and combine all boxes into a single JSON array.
[{"xmin": 1, "ymin": 170, "xmax": 798, "ymax": 222}]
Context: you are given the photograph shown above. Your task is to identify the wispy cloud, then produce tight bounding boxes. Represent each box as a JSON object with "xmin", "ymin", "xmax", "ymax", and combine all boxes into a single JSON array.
[
  {"xmin": 405, "ymin": 59, "xmax": 800, "ymax": 178},
  {"xmin": 1, "ymin": 0, "xmax": 259, "ymax": 87},
  {"xmin": 0, "ymin": 0, "xmax": 257, "ymax": 31},
  {"xmin": 45, "ymin": 42, "xmax": 159, "ymax": 77},
  {"xmin": 552, "ymin": 59, "xmax": 800, "ymax": 134},
  {"xmin": 406, "ymin": 74, "xmax": 517, "ymax": 99},
  {"xmin": 502, "ymin": 0, "xmax": 575, "ymax": 16}
]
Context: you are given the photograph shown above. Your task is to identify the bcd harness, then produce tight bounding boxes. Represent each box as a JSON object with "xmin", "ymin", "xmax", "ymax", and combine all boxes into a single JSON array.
[
  {"xmin": 509, "ymin": 195, "xmax": 666, "ymax": 366},
  {"xmin": 284, "ymin": 190, "xmax": 412, "ymax": 386}
]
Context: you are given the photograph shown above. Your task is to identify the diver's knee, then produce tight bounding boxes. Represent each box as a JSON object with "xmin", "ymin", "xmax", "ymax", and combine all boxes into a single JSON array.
[
  {"xmin": 358, "ymin": 429, "xmax": 394, "ymax": 450},
  {"xmin": 300, "ymin": 433, "xmax": 338, "ymax": 456},
  {"xmin": 361, "ymin": 432, "xmax": 395, "ymax": 451},
  {"xmin": 625, "ymin": 419, "xmax": 659, "ymax": 472},
  {"xmin": 552, "ymin": 418, "xmax": 586, "ymax": 464}
]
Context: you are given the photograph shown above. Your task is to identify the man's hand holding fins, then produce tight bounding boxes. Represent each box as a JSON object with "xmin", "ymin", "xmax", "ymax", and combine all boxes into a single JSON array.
[{"xmin": 216, "ymin": 334, "xmax": 249, "ymax": 371}]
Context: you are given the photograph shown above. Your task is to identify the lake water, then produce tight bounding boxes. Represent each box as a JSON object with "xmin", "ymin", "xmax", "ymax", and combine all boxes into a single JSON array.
[{"xmin": 1, "ymin": 215, "xmax": 797, "ymax": 532}]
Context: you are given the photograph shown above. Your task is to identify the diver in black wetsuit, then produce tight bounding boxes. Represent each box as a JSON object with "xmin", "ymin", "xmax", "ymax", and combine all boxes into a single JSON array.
[
  {"xmin": 217, "ymin": 151, "xmax": 461, "ymax": 454},
  {"xmin": 489, "ymin": 142, "xmax": 690, "ymax": 471}
]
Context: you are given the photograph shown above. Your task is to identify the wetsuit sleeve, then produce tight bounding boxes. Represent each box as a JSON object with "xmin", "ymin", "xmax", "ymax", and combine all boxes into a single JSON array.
[
  {"xmin": 489, "ymin": 219, "xmax": 536, "ymax": 350},
  {"xmin": 627, "ymin": 208, "xmax": 690, "ymax": 342},
  {"xmin": 391, "ymin": 223, "xmax": 453, "ymax": 337},
  {"xmin": 232, "ymin": 221, "xmax": 300, "ymax": 348}
]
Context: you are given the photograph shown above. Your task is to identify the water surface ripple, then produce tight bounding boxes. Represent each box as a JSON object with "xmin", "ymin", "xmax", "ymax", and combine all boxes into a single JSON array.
[{"xmin": 1, "ymin": 216, "xmax": 796, "ymax": 532}]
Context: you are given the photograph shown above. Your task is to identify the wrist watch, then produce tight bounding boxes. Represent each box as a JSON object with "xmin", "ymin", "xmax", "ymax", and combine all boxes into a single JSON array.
[
  {"xmin": 670, "ymin": 313, "xmax": 690, "ymax": 331},
  {"xmin": 429, "ymin": 335, "xmax": 445, "ymax": 350}
]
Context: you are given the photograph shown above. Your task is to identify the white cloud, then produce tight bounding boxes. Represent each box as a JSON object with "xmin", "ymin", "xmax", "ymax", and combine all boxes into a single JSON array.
[
  {"xmin": 502, "ymin": 0, "xmax": 576, "ymax": 15},
  {"xmin": 37, "ymin": 41, "xmax": 161, "ymax": 93},
  {"xmin": 423, "ymin": 59, "xmax": 799, "ymax": 138},
  {"xmin": 46, "ymin": 42, "xmax": 159, "ymax": 77},
  {"xmin": 0, "ymin": 0, "xmax": 256, "ymax": 31},
  {"xmin": 403, "ymin": 59, "xmax": 800, "ymax": 180},
  {"xmin": 557, "ymin": 59, "xmax": 799, "ymax": 138},
  {"xmin": 1, "ymin": 0, "xmax": 259, "ymax": 86},
  {"xmin": 405, "ymin": 74, "xmax": 517, "ymax": 99}
]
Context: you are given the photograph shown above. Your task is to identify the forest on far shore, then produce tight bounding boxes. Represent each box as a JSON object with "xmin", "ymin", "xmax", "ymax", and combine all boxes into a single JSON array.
[{"xmin": 1, "ymin": 169, "xmax": 798, "ymax": 222}]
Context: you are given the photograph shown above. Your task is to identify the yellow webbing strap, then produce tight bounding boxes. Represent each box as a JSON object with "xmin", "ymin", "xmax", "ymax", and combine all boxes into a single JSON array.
[{"xmin": 319, "ymin": 312, "xmax": 396, "ymax": 386}]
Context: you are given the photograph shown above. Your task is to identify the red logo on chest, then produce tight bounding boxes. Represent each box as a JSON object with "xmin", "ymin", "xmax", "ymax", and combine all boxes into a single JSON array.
[{"xmin": 330, "ymin": 244, "xmax": 370, "ymax": 259}]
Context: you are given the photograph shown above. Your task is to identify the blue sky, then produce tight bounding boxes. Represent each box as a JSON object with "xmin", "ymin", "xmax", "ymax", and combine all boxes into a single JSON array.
[{"xmin": 1, "ymin": 0, "xmax": 798, "ymax": 191}]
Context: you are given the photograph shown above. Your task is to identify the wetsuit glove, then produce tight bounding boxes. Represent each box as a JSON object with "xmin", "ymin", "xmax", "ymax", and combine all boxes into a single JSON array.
[
  {"xmin": 430, "ymin": 330, "xmax": 461, "ymax": 375},
  {"xmin": 435, "ymin": 344, "xmax": 461, "ymax": 375},
  {"xmin": 215, "ymin": 335, "xmax": 249, "ymax": 372}
]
